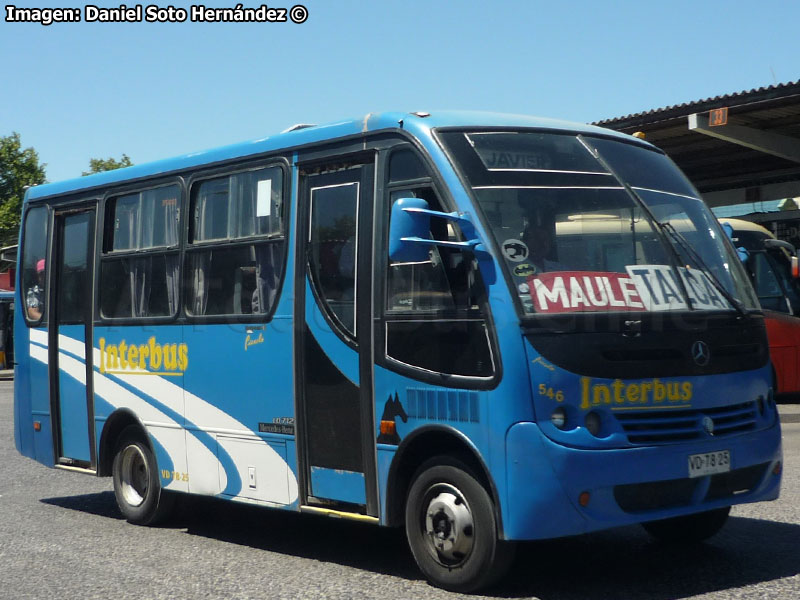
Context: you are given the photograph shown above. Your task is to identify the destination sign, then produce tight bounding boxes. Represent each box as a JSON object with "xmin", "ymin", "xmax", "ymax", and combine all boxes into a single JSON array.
[{"xmin": 528, "ymin": 265, "xmax": 732, "ymax": 313}]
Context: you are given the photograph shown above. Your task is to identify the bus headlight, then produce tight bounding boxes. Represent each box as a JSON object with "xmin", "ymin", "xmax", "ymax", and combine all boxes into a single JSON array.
[
  {"xmin": 585, "ymin": 411, "xmax": 602, "ymax": 437},
  {"xmin": 550, "ymin": 407, "xmax": 568, "ymax": 429}
]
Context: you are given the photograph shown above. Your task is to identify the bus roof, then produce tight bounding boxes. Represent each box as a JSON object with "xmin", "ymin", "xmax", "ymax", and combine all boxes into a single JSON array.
[
  {"xmin": 24, "ymin": 111, "xmax": 643, "ymax": 202},
  {"xmin": 717, "ymin": 218, "xmax": 775, "ymax": 237}
]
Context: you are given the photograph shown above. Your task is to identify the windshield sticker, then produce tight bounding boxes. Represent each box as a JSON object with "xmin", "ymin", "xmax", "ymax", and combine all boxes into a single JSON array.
[
  {"xmin": 528, "ymin": 266, "xmax": 732, "ymax": 313},
  {"xmin": 514, "ymin": 263, "xmax": 536, "ymax": 277},
  {"xmin": 502, "ymin": 239, "xmax": 529, "ymax": 262}
]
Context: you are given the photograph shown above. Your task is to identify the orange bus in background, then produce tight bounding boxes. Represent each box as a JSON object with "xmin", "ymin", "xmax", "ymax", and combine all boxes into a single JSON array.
[{"xmin": 722, "ymin": 219, "xmax": 800, "ymax": 396}]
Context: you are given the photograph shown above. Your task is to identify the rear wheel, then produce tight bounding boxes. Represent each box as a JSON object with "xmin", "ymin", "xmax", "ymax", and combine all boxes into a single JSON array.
[
  {"xmin": 112, "ymin": 426, "xmax": 174, "ymax": 525},
  {"xmin": 642, "ymin": 506, "xmax": 730, "ymax": 543},
  {"xmin": 404, "ymin": 458, "xmax": 515, "ymax": 592}
]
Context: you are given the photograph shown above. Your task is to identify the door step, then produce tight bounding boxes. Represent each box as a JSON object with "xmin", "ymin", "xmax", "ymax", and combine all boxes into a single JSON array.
[{"xmin": 300, "ymin": 505, "xmax": 378, "ymax": 523}]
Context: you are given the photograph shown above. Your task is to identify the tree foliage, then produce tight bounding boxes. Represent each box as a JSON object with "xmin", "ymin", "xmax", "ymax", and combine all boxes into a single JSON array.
[
  {"xmin": 0, "ymin": 132, "xmax": 47, "ymax": 246},
  {"xmin": 82, "ymin": 154, "xmax": 133, "ymax": 176}
]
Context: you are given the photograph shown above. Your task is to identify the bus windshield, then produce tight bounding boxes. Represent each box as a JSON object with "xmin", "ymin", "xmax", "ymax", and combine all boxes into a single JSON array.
[{"xmin": 440, "ymin": 130, "xmax": 758, "ymax": 315}]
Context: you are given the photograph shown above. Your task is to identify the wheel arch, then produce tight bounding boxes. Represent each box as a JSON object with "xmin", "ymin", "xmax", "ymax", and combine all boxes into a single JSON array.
[
  {"xmin": 97, "ymin": 409, "xmax": 150, "ymax": 477},
  {"xmin": 384, "ymin": 425, "xmax": 504, "ymax": 537}
]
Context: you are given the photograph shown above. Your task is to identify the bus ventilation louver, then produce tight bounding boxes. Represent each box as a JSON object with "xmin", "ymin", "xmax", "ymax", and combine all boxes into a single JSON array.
[
  {"xmin": 405, "ymin": 388, "xmax": 481, "ymax": 423},
  {"xmin": 615, "ymin": 401, "xmax": 758, "ymax": 445}
]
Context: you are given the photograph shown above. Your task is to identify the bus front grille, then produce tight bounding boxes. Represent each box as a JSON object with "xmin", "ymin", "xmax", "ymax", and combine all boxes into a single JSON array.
[
  {"xmin": 614, "ymin": 462, "xmax": 770, "ymax": 513},
  {"xmin": 615, "ymin": 401, "xmax": 758, "ymax": 445}
]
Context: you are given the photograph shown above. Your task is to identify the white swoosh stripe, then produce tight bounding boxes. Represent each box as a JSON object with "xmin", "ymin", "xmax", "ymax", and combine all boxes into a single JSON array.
[
  {"xmin": 28, "ymin": 339, "xmax": 218, "ymax": 491},
  {"xmin": 29, "ymin": 333, "xmax": 298, "ymax": 503}
]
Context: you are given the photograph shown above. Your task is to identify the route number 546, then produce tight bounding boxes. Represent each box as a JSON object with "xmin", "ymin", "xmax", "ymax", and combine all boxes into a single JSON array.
[{"xmin": 539, "ymin": 384, "xmax": 565, "ymax": 402}]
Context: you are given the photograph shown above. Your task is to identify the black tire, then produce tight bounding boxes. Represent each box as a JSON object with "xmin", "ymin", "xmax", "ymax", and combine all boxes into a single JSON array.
[
  {"xmin": 112, "ymin": 426, "xmax": 174, "ymax": 525},
  {"xmin": 404, "ymin": 458, "xmax": 515, "ymax": 592},
  {"xmin": 642, "ymin": 506, "xmax": 731, "ymax": 543}
]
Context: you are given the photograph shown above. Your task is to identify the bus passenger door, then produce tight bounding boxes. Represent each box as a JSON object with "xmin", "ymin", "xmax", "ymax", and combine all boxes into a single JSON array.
[
  {"xmin": 49, "ymin": 208, "xmax": 96, "ymax": 470},
  {"xmin": 296, "ymin": 158, "xmax": 378, "ymax": 516}
]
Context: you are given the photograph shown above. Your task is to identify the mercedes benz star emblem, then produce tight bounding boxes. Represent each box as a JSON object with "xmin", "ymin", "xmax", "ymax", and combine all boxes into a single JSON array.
[
  {"xmin": 692, "ymin": 341, "xmax": 711, "ymax": 367},
  {"xmin": 702, "ymin": 415, "xmax": 715, "ymax": 435}
]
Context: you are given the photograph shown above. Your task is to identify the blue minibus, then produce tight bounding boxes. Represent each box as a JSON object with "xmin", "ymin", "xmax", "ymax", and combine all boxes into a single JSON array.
[{"xmin": 14, "ymin": 111, "xmax": 782, "ymax": 591}]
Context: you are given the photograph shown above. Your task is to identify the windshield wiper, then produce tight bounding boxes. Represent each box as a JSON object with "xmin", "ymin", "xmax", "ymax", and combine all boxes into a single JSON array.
[
  {"xmin": 577, "ymin": 136, "xmax": 696, "ymax": 309},
  {"xmin": 659, "ymin": 222, "xmax": 747, "ymax": 316},
  {"xmin": 577, "ymin": 135, "xmax": 746, "ymax": 316}
]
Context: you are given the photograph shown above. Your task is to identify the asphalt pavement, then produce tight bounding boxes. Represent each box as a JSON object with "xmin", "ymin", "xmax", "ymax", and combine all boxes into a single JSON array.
[{"xmin": 779, "ymin": 398, "xmax": 800, "ymax": 423}]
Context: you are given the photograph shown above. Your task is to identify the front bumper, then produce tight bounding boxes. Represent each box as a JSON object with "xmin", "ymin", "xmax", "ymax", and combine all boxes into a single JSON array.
[{"xmin": 502, "ymin": 420, "xmax": 782, "ymax": 540}]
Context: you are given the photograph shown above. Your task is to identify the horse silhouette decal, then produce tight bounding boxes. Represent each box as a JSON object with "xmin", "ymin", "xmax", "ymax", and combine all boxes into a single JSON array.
[{"xmin": 377, "ymin": 392, "xmax": 408, "ymax": 445}]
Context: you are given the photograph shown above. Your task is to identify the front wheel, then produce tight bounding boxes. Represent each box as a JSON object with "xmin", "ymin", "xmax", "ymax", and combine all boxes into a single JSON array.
[
  {"xmin": 112, "ymin": 426, "xmax": 174, "ymax": 525},
  {"xmin": 642, "ymin": 506, "xmax": 731, "ymax": 543},
  {"xmin": 404, "ymin": 459, "xmax": 515, "ymax": 592}
]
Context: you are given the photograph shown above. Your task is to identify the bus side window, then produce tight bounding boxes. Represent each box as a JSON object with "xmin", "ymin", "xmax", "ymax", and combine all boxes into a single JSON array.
[
  {"xmin": 386, "ymin": 190, "xmax": 457, "ymax": 313},
  {"xmin": 750, "ymin": 252, "xmax": 790, "ymax": 313},
  {"xmin": 21, "ymin": 206, "xmax": 49, "ymax": 325},
  {"xmin": 382, "ymin": 149, "xmax": 493, "ymax": 378},
  {"xmin": 186, "ymin": 167, "xmax": 284, "ymax": 318},
  {"xmin": 100, "ymin": 185, "xmax": 180, "ymax": 319},
  {"xmin": 767, "ymin": 249, "xmax": 800, "ymax": 314},
  {"xmin": 307, "ymin": 181, "xmax": 358, "ymax": 336}
]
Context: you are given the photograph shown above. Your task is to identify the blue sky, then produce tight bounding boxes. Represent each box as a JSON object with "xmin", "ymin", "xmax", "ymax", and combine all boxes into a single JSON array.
[{"xmin": 2, "ymin": 0, "xmax": 799, "ymax": 183}]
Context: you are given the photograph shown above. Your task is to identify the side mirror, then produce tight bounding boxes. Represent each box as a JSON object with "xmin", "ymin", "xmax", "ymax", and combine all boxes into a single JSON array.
[
  {"xmin": 763, "ymin": 238, "xmax": 800, "ymax": 278},
  {"xmin": 388, "ymin": 198, "xmax": 484, "ymax": 260},
  {"xmin": 388, "ymin": 198, "xmax": 433, "ymax": 263},
  {"xmin": 388, "ymin": 198, "xmax": 496, "ymax": 283},
  {"xmin": 763, "ymin": 238, "xmax": 796, "ymax": 252}
]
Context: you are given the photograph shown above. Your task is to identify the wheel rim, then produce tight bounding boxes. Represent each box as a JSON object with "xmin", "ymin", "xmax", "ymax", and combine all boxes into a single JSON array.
[
  {"xmin": 421, "ymin": 483, "xmax": 475, "ymax": 567},
  {"xmin": 119, "ymin": 444, "xmax": 149, "ymax": 507}
]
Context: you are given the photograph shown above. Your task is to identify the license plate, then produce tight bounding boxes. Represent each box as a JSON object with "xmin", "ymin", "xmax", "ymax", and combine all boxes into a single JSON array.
[{"xmin": 688, "ymin": 450, "xmax": 731, "ymax": 478}]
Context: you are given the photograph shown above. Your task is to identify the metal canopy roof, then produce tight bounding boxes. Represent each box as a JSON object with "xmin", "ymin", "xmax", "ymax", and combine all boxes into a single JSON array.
[{"xmin": 596, "ymin": 80, "xmax": 800, "ymax": 195}]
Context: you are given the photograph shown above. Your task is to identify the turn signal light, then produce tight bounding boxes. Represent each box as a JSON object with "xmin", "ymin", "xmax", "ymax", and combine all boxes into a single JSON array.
[
  {"xmin": 380, "ymin": 420, "xmax": 396, "ymax": 436},
  {"xmin": 773, "ymin": 462, "xmax": 782, "ymax": 476},
  {"xmin": 578, "ymin": 491, "xmax": 591, "ymax": 507},
  {"xmin": 33, "ymin": 421, "xmax": 41, "ymax": 432}
]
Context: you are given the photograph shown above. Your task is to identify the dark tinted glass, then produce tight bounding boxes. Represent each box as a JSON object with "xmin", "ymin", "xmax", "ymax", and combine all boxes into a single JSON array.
[
  {"xmin": 589, "ymin": 137, "xmax": 697, "ymax": 197},
  {"xmin": 106, "ymin": 185, "xmax": 179, "ymax": 251},
  {"xmin": 386, "ymin": 320, "xmax": 493, "ymax": 376},
  {"xmin": 467, "ymin": 132, "xmax": 604, "ymax": 173},
  {"xmin": 308, "ymin": 182, "xmax": 358, "ymax": 335},
  {"xmin": 100, "ymin": 254, "xmax": 179, "ymax": 318},
  {"xmin": 186, "ymin": 243, "xmax": 284, "ymax": 316},
  {"xmin": 192, "ymin": 167, "xmax": 282, "ymax": 243},
  {"xmin": 389, "ymin": 149, "xmax": 428, "ymax": 182},
  {"xmin": 21, "ymin": 206, "xmax": 48, "ymax": 325},
  {"xmin": 58, "ymin": 212, "xmax": 91, "ymax": 324}
]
